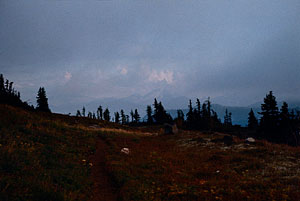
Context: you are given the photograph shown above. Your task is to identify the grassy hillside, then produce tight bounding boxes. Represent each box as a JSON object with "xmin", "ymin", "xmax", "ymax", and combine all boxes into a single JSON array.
[
  {"xmin": 0, "ymin": 105, "xmax": 100, "ymax": 201},
  {"xmin": 1, "ymin": 104, "xmax": 300, "ymax": 201},
  {"xmin": 99, "ymin": 130, "xmax": 300, "ymax": 200}
]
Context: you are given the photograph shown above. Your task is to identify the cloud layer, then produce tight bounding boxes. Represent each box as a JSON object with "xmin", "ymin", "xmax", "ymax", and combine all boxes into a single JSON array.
[{"xmin": 0, "ymin": 0, "xmax": 299, "ymax": 111}]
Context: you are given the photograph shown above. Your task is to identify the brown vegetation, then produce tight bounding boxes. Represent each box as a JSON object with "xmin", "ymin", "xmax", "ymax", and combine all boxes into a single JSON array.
[{"xmin": 1, "ymin": 104, "xmax": 300, "ymax": 201}]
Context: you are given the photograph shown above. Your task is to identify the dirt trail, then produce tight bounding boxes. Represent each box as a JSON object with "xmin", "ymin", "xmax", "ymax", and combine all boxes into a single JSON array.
[{"xmin": 90, "ymin": 139, "xmax": 118, "ymax": 201}]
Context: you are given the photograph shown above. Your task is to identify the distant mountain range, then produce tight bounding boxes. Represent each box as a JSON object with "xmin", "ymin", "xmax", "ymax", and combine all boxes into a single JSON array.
[{"xmin": 51, "ymin": 91, "xmax": 300, "ymax": 127}]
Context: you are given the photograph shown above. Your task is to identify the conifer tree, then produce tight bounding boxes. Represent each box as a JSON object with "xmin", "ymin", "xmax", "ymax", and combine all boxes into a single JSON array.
[
  {"xmin": 146, "ymin": 105, "xmax": 153, "ymax": 124},
  {"xmin": 133, "ymin": 109, "xmax": 140, "ymax": 123},
  {"xmin": 114, "ymin": 112, "xmax": 120, "ymax": 123},
  {"xmin": 0, "ymin": 74, "xmax": 4, "ymax": 92},
  {"xmin": 279, "ymin": 102, "xmax": 291, "ymax": 142},
  {"xmin": 186, "ymin": 100, "xmax": 195, "ymax": 128},
  {"xmin": 36, "ymin": 87, "xmax": 51, "ymax": 112},
  {"xmin": 82, "ymin": 106, "xmax": 86, "ymax": 117},
  {"xmin": 120, "ymin": 109, "xmax": 126, "ymax": 124},
  {"xmin": 196, "ymin": 99, "xmax": 201, "ymax": 115},
  {"xmin": 248, "ymin": 108, "xmax": 258, "ymax": 130},
  {"xmin": 97, "ymin": 105, "xmax": 103, "ymax": 120},
  {"xmin": 103, "ymin": 108, "xmax": 110, "ymax": 121},
  {"xmin": 130, "ymin": 110, "xmax": 134, "ymax": 122},
  {"xmin": 153, "ymin": 98, "xmax": 159, "ymax": 123},
  {"xmin": 76, "ymin": 110, "xmax": 81, "ymax": 117},
  {"xmin": 259, "ymin": 91, "xmax": 279, "ymax": 141},
  {"xmin": 207, "ymin": 97, "xmax": 211, "ymax": 119},
  {"xmin": 224, "ymin": 109, "xmax": 232, "ymax": 127}
]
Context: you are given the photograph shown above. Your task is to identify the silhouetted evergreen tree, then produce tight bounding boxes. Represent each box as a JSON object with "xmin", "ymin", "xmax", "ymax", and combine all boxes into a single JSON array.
[
  {"xmin": 103, "ymin": 108, "xmax": 110, "ymax": 121},
  {"xmin": 224, "ymin": 109, "xmax": 232, "ymax": 127},
  {"xmin": 114, "ymin": 112, "xmax": 120, "ymax": 123},
  {"xmin": 76, "ymin": 110, "xmax": 81, "ymax": 117},
  {"xmin": 36, "ymin": 87, "xmax": 51, "ymax": 112},
  {"xmin": 259, "ymin": 91, "xmax": 279, "ymax": 141},
  {"xmin": 207, "ymin": 97, "xmax": 211, "ymax": 119},
  {"xmin": 97, "ymin": 105, "xmax": 103, "ymax": 120},
  {"xmin": 153, "ymin": 98, "xmax": 159, "ymax": 117},
  {"xmin": 133, "ymin": 109, "xmax": 140, "ymax": 123},
  {"xmin": 0, "ymin": 74, "xmax": 4, "ymax": 92},
  {"xmin": 0, "ymin": 74, "xmax": 33, "ymax": 110},
  {"xmin": 82, "ymin": 106, "xmax": 86, "ymax": 117},
  {"xmin": 146, "ymin": 105, "xmax": 153, "ymax": 124},
  {"xmin": 130, "ymin": 110, "xmax": 134, "ymax": 122},
  {"xmin": 195, "ymin": 99, "xmax": 202, "ymax": 126},
  {"xmin": 120, "ymin": 109, "xmax": 126, "ymax": 124},
  {"xmin": 248, "ymin": 108, "xmax": 258, "ymax": 130},
  {"xmin": 186, "ymin": 100, "xmax": 195, "ymax": 128},
  {"xmin": 152, "ymin": 99, "xmax": 172, "ymax": 124},
  {"xmin": 278, "ymin": 102, "xmax": 292, "ymax": 143},
  {"xmin": 87, "ymin": 111, "xmax": 93, "ymax": 118}
]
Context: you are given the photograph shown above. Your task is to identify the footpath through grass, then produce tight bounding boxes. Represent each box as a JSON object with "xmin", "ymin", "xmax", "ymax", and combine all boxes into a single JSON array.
[{"xmin": 0, "ymin": 105, "xmax": 98, "ymax": 201}]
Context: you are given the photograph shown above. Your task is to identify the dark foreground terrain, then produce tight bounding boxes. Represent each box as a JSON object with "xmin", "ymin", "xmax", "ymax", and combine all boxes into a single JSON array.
[{"xmin": 1, "ymin": 105, "xmax": 300, "ymax": 200}]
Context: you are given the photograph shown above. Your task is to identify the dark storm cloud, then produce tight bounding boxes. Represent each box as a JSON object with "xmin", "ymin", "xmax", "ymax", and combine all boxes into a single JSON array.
[{"xmin": 0, "ymin": 0, "xmax": 299, "ymax": 111}]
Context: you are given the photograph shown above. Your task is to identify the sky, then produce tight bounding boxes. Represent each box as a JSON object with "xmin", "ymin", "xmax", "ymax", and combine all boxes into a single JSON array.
[{"xmin": 0, "ymin": 0, "xmax": 300, "ymax": 113}]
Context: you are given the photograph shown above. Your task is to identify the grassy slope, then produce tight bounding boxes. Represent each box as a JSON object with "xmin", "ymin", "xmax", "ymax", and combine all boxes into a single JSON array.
[
  {"xmin": 0, "ymin": 105, "xmax": 100, "ymax": 201},
  {"xmin": 2, "ymin": 104, "xmax": 300, "ymax": 201},
  {"xmin": 100, "ymin": 131, "xmax": 300, "ymax": 201}
]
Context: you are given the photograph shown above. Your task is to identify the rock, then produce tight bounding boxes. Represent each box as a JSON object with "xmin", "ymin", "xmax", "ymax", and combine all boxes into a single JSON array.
[
  {"xmin": 121, "ymin": 148, "xmax": 130, "ymax": 155},
  {"xmin": 164, "ymin": 123, "xmax": 178, "ymax": 135},
  {"xmin": 245, "ymin": 137, "xmax": 255, "ymax": 143}
]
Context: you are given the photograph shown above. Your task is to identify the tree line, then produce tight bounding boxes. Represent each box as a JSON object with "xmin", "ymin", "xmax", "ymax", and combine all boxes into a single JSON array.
[
  {"xmin": 0, "ymin": 74, "xmax": 51, "ymax": 112},
  {"xmin": 2, "ymin": 73, "xmax": 300, "ymax": 146},
  {"xmin": 79, "ymin": 91, "xmax": 300, "ymax": 146},
  {"xmin": 248, "ymin": 91, "xmax": 300, "ymax": 146}
]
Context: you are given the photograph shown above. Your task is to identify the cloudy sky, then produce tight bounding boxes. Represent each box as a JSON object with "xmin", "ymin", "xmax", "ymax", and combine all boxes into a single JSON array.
[{"xmin": 1, "ymin": 0, "xmax": 300, "ymax": 112}]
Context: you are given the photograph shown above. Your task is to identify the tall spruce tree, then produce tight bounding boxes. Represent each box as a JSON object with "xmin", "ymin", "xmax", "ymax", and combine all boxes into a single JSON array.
[
  {"xmin": 259, "ymin": 91, "xmax": 279, "ymax": 141},
  {"xmin": 36, "ymin": 87, "xmax": 51, "ymax": 112}
]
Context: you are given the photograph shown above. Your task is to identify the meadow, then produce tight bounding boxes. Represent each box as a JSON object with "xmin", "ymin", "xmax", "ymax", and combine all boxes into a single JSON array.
[{"xmin": 1, "ymin": 104, "xmax": 300, "ymax": 200}]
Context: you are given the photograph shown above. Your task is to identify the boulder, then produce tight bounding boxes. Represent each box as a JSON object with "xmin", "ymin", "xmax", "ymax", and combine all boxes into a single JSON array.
[
  {"xmin": 245, "ymin": 137, "xmax": 255, "ymax": 144},
  {"xmin": 121, "ymin": 148, "xmax": 130, "ymax": 155}
]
